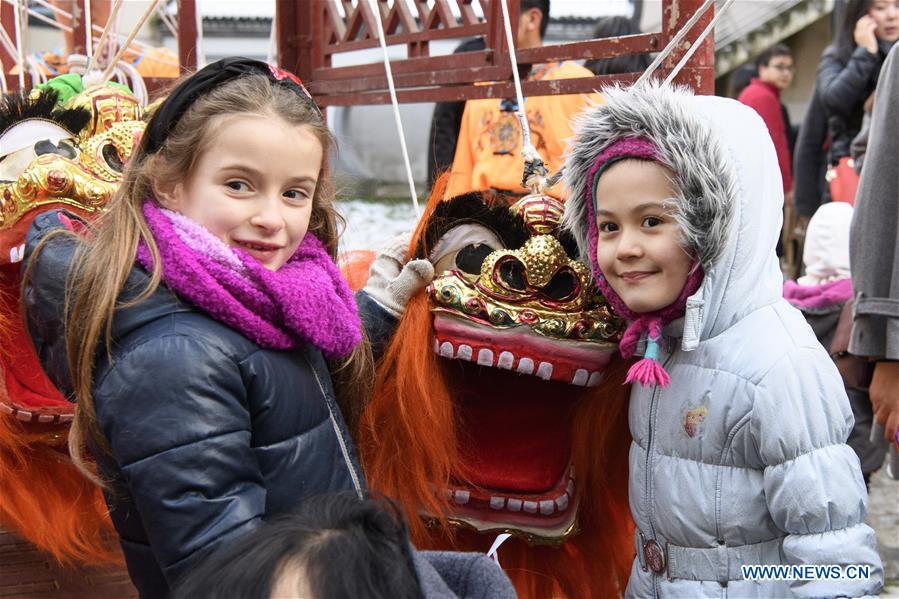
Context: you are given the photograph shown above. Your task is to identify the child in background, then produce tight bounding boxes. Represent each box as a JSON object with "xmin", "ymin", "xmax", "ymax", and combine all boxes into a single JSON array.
[
  {"xmin": 171, "ymin": 492, "xmax": 516, "ymax": 599},
  {"xmin": 562, "ymin": 82, "xmax": 882, "ymax": 597},
  {"xmin": 783, "ymin": 201, "xmax": 854, "ymax": 348},
  {"xmin": 783, "ymin": 202, "xmax": 891, "ymax": 484},
  {"xmin": 23, "ymin": 58, "xmax": 369, "ymax": 597}
]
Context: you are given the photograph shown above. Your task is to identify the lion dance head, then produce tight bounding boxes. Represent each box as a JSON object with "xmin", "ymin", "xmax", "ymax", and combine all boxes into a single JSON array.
[
  {"xmin": 0, "ymin": 80, "xmax": 145, "ymax": 564},
  {"xmin": 358, "ymin": 176, "xmax": 634, "ymax": 598}
]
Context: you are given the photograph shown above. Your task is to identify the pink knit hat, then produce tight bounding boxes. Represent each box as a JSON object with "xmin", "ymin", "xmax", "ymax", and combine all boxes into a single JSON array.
[{"xmin": 585, "ymin": 137, "xmax": 704, "ymax": 388}]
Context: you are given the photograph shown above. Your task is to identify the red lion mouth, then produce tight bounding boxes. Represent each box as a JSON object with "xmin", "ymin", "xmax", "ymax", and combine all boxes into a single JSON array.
[{"xmin": 431, "ymin": 313, "xmax": 615, "ymax": 540}]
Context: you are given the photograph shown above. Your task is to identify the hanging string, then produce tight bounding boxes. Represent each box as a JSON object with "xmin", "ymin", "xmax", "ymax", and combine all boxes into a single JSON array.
[
  {"xmin": 86, "ymin": 0, "xmax": 123, "ymax": 73},
  {"xmin": 84, "ymin": 0, "xmax": 92, "ymax": 65},
  {"xmin": 267, "ymin": 4, "xmax": 278, "ymax": 65},
  {"xmin": 195, "ymin": 1, "xmax": 206, "ymax": 68},
  {"xmin": 498, "ymin": 0, "xmax": 551, "ymax": 193},
  {"xmin": 664, "ymin": 0, "xmax": 736, "ymax": 85},
  {"xmin": 369, "ymin": 0, "xmax": 420, "ymax": 217},
  {"xmin": 12, "ymin": 2, "xmax": 72, "ymax": 31},
  {"xmin": 635, "ymin": 0, "xmax": 714, "ymax": 86},
  {"xmin": 101, "ymin": 0, "xmax": 163, "ymax": 82},
  {"xmin": 0, "ymin": 26, "xmax": 18, "ymax": 58}
]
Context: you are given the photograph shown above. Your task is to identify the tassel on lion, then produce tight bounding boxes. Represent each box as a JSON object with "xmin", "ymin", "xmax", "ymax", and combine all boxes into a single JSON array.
[{"xmin": 355, "ymin": 175, "xmax": 635, "ymax": 598}]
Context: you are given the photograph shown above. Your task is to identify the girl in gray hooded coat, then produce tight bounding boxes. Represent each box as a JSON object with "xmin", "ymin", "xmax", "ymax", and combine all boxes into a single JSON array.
[{"xmin": 562, "ymin": 82, "xmax": 882, "ymax": 598}]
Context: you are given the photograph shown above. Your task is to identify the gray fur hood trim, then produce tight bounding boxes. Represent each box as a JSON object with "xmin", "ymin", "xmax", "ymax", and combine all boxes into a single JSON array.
[{"xmin": 561, "ymin": 81, "xmax": 736, "ymax": 270}]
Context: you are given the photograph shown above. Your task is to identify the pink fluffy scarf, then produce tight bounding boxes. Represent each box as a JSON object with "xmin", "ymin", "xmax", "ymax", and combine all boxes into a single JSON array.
[{"xmin": 136, "ymin": 201, "xmax": 362, "ymax": 358}]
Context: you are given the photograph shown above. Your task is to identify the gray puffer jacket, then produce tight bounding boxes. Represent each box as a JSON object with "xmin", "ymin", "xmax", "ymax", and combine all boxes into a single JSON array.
[{"xmin": 563, "ymin": 83, "xmax": 882, "ymax": 598}]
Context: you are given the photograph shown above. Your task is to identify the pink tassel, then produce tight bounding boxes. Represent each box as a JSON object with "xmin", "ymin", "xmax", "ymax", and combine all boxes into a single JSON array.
[{"xmin": 625, "ymin": 357, "xmax": 671, "ymax": 388}]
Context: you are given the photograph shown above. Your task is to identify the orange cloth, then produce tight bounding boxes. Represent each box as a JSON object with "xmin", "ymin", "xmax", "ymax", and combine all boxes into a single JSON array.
[
  {"xmin": 446, "ymin": 61, "xmax": 601, "ymax": 201},
  {"xmin": 124, "ymin": 46, "xmax": 180, "ymax": 78}
]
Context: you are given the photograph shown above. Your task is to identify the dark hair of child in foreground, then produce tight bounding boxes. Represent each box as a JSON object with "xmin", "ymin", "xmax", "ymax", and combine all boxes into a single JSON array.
[{"xmin": 171, "ymin": 492, "xmax": 517, "ymax": 599}]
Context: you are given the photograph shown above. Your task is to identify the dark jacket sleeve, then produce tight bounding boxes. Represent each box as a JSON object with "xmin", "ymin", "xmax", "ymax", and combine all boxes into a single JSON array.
[
  {"xmin": 355, "ymin": 290, "xmax": 399, "ymax": 362},
  {"xmin": 93, "ymin": 335, "xmax": 265, "ymax": 586},
  {"xmin": 792, "ymin": 88, "xmax": 829, "ymax": 217},
  {"xmin": 816, "ymin": 46, "xmax": 881, "ymax": 118},
  {"xmin": 22, "ymin": 211, "xmax": 82, "ymax": 398}
]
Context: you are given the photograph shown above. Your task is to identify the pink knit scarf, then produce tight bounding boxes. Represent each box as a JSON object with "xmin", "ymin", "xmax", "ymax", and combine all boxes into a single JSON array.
[
  {"xmin": 136, "ymin": 201, "xmax": 362, "ymax": 358},
  {"xmin": 585, "ymin": 138, "xmax": 704, "ymax": 388}
]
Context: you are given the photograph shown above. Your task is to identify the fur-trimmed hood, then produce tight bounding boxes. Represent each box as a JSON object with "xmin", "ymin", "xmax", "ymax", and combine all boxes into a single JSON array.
[{"xmin": 562, "ymin": 82, "xmax": 785, "ymax": 349}]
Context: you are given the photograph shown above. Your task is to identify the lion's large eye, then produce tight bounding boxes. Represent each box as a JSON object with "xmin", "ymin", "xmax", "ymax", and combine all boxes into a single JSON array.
[
  {"xmin": 34, "ymin": 139, "xmax": 78, "ymax": 160},
  {"xmin": 430, "ymin": 224, "xmax": 504, "ymax": 277},
  {"xmin": 455, "ymin": 243, "xmax": 494, "ymax": 275},
  {"xmin": 102, "ymin": 143, "xmax": 125, "ymax": 173}
]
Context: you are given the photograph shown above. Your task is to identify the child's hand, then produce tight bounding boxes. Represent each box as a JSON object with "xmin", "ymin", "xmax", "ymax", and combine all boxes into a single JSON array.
[
  {"xmin": 363, "ymin": 233, "xmax": 435, "ymax": 318},
  {"xmin": 870, "ymin": 360, "xmax": 899, "ymax": 441},
  {"xmin": 854, "ymin": 15, "xmax": 879, "ymax": 54}
]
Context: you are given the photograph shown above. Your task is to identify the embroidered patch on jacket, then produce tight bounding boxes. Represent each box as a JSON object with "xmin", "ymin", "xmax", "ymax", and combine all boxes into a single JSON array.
[{"xmin": 682, "ymin": 393, "xmax": 710, "ymax": 438}]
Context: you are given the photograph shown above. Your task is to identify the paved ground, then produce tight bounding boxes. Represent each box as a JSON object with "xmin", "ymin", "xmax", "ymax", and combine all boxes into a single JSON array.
[{"xmin": 868, "ymin": 467, "xmax": 899, "ymax": 596}]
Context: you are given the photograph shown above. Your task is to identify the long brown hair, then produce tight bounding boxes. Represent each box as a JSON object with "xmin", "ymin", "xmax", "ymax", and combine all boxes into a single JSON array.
[{"xmin": 31, "ymin": 73, "xmax": 372, "ymax": 483}]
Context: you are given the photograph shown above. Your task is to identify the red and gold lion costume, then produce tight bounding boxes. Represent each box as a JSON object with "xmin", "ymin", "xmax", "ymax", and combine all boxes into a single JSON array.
[
  {"xmin": 357, "ymin": 177, "xmax": 635, "ymax": 598},
  {"xmin": 0, "ymin": 82, "xmax": 144, "ymax": 568}
]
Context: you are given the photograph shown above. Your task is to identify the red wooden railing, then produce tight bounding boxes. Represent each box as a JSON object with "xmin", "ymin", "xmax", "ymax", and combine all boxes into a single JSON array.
[{"xmin": 2, "ymin": 0, "xmax": 713, "ymax": 98}]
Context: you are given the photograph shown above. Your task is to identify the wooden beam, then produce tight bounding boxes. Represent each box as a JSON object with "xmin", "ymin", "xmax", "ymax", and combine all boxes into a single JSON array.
[
  {"xmin": 315, "ymin": 72, "xmax": 642, "ymax": 106},
  {"xmin": 1, "ymin": 1, "xmax": 17, "ymax": 82},
  {"xmin": 663, "ymin": 0, "xmax": 714, "ymax": 93},
  {"xmin": 178, "ymin": 0, "xmax": 198, "ymax": 72},
  {"xmin": 71, "ymin": 0, "xmax": 88, "ymax": 55}
]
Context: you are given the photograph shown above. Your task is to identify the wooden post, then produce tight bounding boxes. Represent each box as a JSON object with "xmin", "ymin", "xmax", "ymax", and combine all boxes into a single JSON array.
[
  {"xmin": 1, "ymin": 2, "xmax": 17, "ymax": 84},
  {"xmin": 662, "ymin": 0, "xmax": 715, "ymax": 94},
  {"xmin": 72, "ymin": 0, "xmax": 87, "ymax": 55},
  {"xmin": 277, "ymin": 0, "xmax": 318, "ymax": 79},
  {"xmin": 276, "ymin": 0, "xmax": 298, "ymax": 74},
  {"xmin": 178, "ymin": 0, "xmax": 198, "ymax": 73}
]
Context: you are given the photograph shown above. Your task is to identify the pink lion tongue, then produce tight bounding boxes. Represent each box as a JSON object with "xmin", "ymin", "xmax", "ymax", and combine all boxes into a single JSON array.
[{"xmin": 451, "ymin": 362, "xmax": 577, "ymax": 493}]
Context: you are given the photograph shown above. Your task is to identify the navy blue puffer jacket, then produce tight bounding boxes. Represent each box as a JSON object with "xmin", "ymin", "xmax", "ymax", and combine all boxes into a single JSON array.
[{"xmin": 23, "ymin": 212, "xmax": 365, "ymax": 598}]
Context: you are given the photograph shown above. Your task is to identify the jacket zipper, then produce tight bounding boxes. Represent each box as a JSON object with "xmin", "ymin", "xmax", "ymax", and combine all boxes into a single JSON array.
[
  {"xmin": 309, "ymin": 363, "xmax": 365, "ymax": 499},
  {"xmin": 645, "ymin": 351, "xmax": 674, "ymax": 597}
]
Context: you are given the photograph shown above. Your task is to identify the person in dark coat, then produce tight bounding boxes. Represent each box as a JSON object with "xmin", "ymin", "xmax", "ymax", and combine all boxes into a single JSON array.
[
  {"xmin": 793, "ymin": 85, "xmax": 830, "ymax": 217},
  {"xmin": 171, "ymin": 492, "xmax": 517, "ymax": 599},
  {"xmin": 22, "ymin": 60, "xmax": 371, "ymax": 598},
  {"xmin": 816, "ymin": 0, "xmax": 898, "ymax": 167}
]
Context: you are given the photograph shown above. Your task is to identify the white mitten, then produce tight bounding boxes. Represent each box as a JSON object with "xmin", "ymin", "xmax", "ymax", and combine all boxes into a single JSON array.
[{"xmin": 363, "ymin": 233, "xmax": 435, "ymax": 318}]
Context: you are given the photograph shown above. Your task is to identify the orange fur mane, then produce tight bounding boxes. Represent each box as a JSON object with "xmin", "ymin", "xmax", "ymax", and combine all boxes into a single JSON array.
[
  {"xmin": 359, "ymin": 180, "xmax": 634, "ymax": 598},
  {"xmin": 0, "ymin": 267, "xmax": 118, "ymax": 565}
]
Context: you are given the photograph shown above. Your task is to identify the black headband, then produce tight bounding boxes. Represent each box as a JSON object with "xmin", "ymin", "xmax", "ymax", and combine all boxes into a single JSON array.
[{"xmin": 144, "ymin": 57, "xmax": 322, "ymax": 154}]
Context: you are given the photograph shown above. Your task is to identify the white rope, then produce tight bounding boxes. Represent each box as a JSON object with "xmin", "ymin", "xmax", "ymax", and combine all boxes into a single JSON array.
[
  {"xmin": 156, "ymin": 2, "xmax": 178, "ymax": 39},
  {"xmin": 13, "ymin": 3, "xmax": 73, "ymax": 32},
  {"xmin": 664, "ymin": 0, "xmax": 736, "ymax": 85},
  {"xmin": 12, "ymin": 0, "xmax": 24, "ymax": 88},
  {"xmin": 195, "ymin": 1, "xmax": 206, "ymax": 68},
  {"xmin": 267, "ymin": 4, "xmax": 278, "ymax": 65},
  {"xmin": 369, "ymin": 0, "xmax": 420, "ymax": 217},
  {"xmin": 101, "ymin": 0, "xmax": 162, "ymax": 81},
  {"xmin": 499, "ymin": 0, "xmax": 538, "ymax": 164},
  {"xmin": 86, "ymin": 0, "xmax": 123, "ymax": 73},
  {"xmin": 84, "ymin": 0, "xmax": 92, "ymax": 64},
  {"xmin": 0, "ymin": 26, "xmax": 17, "ymax": 58},
  {"xmin": 0, "ymin": 58, "xmax": 7, "ymax": 93},
  {"xmin": 635, "ymin": 0, "xmax": 714, "ymax": 87}
]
